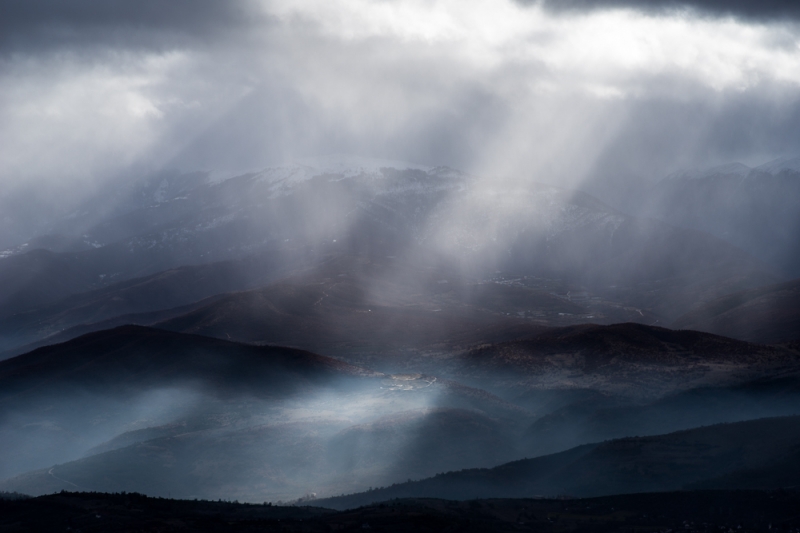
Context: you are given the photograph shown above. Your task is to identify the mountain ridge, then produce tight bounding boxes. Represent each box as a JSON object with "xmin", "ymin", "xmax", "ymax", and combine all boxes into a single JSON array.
[{"xmin": 315, "ymin": 415, "xmax": 800, "ymax": 509}]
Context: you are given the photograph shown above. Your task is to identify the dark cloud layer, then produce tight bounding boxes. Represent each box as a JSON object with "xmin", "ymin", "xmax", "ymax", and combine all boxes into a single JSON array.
[
  {"xmin": 537, "ymin": 0, "xmax": 800, "ymax": 21},
  {"xmin": 0, "ymin": 0, "xmax": 798, "ymax": 217},
  {"xmin": 593, "ymin": 89, "xmax": 800, "ymax": 178},
  {"xmin": 0, "ymin": 0, "xmax": 253, "ymax": 52}
]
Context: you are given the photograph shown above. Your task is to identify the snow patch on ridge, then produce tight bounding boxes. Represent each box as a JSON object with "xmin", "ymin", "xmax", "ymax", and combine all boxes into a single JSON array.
[
  {"xmin": 255, "ymin": 155, "xmax": 431, "ymax": 185},
  {"xmin": 665, "ymin": 162, "xmax": 751, "ymax": 181},
  {"xmin": 755, "ymin": 156, "xmax": 800, "ymax": 175},
  {"xmin": 662, "ymin": 155, "xmax": 800, "ymax": 181},
  {"xmin": 296, "ymin": 154, "xmax": 431, "ymax": 176},
  {"xmin": 235, "ymin": 155, "xmax": 464, "ymax": 199}
]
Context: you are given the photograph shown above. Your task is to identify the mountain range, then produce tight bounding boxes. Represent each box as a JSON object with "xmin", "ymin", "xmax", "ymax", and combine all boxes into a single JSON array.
[
  {"xmin": 623, "ymin": 157, "xmax": 800, "ymax": 278},
  {"xmin": 1, "ymin": 157, "xmax": 789, "ymax": 357},
  {"xmin": 0, "ymin": 156, "xmax": 798, "ymax": 506},
  {"xmin": 0, "ymin": 322, "xmax": 798, "ymax": 501}
]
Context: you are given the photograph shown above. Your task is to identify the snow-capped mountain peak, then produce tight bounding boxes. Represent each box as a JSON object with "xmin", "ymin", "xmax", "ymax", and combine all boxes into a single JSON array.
[{"xmin": 253, "ymin": 155, "xmax": 432, "ymax": 186}]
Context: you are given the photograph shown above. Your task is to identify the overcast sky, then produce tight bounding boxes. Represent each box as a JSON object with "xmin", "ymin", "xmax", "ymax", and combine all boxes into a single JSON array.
[{"xmin": 1, "ymin": 0, "xmax": 799, "ymax": 197}]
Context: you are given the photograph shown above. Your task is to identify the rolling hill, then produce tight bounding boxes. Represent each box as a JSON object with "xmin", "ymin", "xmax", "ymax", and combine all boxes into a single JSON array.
[
  {"xmin": 316, "ymin": 416, "xmax": 800, "ymax": 509},
  {"xmin": 458, "ymin": 322, "xmax": 799, "ymax": 398},
  {"xmin": 0, "ymin": 325, "xmax": 536, "ymax": 496},
  {"xmin": 0, "ymin": 326, "xmax": 375, "ymax": 480}
]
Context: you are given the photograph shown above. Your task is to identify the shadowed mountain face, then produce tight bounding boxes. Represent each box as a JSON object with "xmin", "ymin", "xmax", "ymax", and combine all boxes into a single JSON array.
[
  {"xmin": 316, "ymin": 416, "xmax": 800, "ymax": 509},
  {"xmin": 672, "ymin": 278, "xmax": 800, "ymax": 344},
  {"xmin": 458, "ymin": 323, "xmax": 797, "ymax": 398}
]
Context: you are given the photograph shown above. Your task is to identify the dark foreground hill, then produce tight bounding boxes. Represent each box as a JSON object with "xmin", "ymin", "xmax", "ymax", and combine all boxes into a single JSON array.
[
  {"xmin": 672, "ymin": 278, "xmax": 800, "ymax": 344},
  {"xmin": 3, "ymin": 490, "xmax": 799, "ymax": 533},
  {"xmin": 317, "ymin": 416, "xmax": 800, "ymax": 509}
]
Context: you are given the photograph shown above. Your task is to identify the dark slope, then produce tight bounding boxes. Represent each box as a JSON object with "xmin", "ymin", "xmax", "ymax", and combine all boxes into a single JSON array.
[
  {"xmin": 459, "ymin": 322, "xmax": 797, "ymax": 397},
  {"xmin": 317, "ymin": 416, "xmax": 800, "ymax": 509},
  {"xmin": 690, "ymin": 449, "xmax": 800, "ymax": 491},
  {"xmin": 0, "ymin": 249, "xmax": 105, "ymax": 317},
  {"xmin": 5, "ymin": 490, "xmax": 800, "ymax": 533},
  {"xmin": 0, "ymin": 325, "xmax": 370, "ymax": 404},
  {"xmin": 523, "ymin": 371, "xmax": 800, "ymax": 456},
  {"xmin": 672, "ymin": 278, "xmax": 800, "ymax": 344},
  {"xmin": 469, "ymin": 322, "xmax": 785, "ymax": 366},
  {"xmin": 0, "ymin": 253, "xmax": 289, "ymax": 354},
  {"xmin": 0, "ymin": 243, "xmax": 225, "ymax": 318}
]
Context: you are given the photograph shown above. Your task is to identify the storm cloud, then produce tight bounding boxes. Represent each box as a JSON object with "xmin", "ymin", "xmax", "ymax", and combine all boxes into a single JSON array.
[
  {"xmin": 0, "ymin": 0, "xmax": 253, "ymax": 51},
  {"xmin": 536, "ymin": 0, "xmax": 800, "ymax": 22},
  {"xmin": 1, "ymin": 0, "xmax": 799, "ymax": 219}
]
